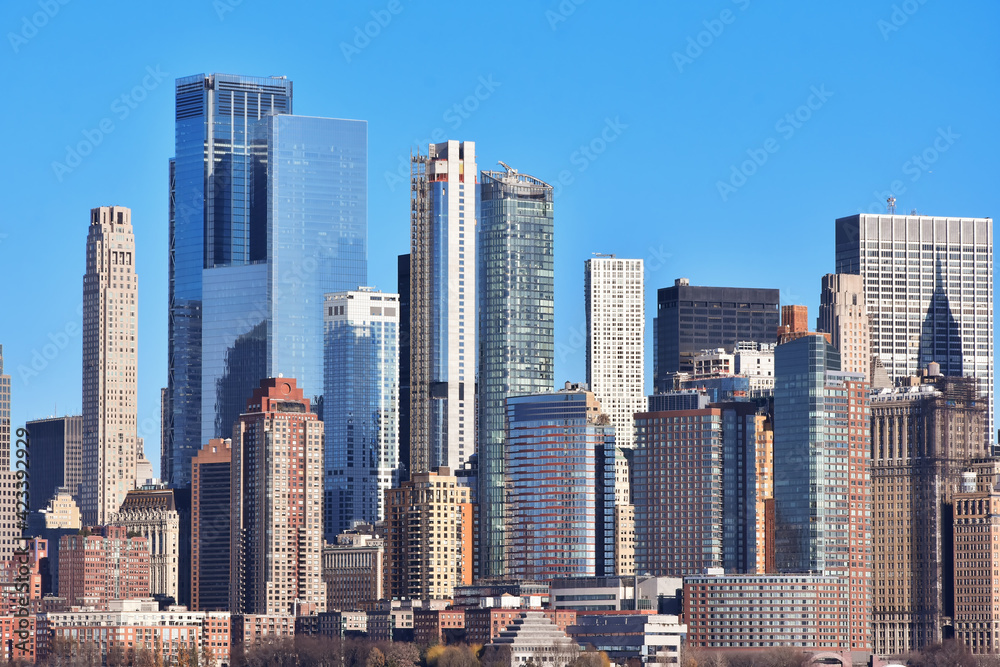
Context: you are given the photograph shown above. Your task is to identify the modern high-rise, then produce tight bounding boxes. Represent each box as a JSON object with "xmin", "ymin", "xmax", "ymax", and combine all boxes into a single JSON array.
[
  {"xmin": 230, "ymin": 378, "xmax": 325, "ymax": 615},
  {"xmin": 191, "ymin": 438, "xmax": 231, "ymax": 611},
  {"xmin": 834, "ymin": 213, "xmax": 993, "ymax": 440},
  {"xmin": 584, "ymin": 256, "xmax": 644, "ymax": 452},
  {"xmin": 168, "ymin": 73, "xmax": 367, "ymax": 487},
  {"xmin": 323, "ymin": 289, "xmax": 400, "ymax": 540},
  {"xmin": 25, "ymin": 415, "xmax": 83, "ymax": 511},
  {"xmin": 634, "ymin": 401, "xmax": 768, "ymax": 577},
  {"xmin": 477, "ymin": 163, "xmax": 554, "ymax": 579},
  {"xmin": 505, "ymin": 384, "xmax": 616, "ymax": 580},
  {"xmin": 409, "ymin": 141, "xmax": 476, "ymax": 474},
  {"xmin": 384, "ymin": 468, "xmax": 474, "ymax": 600},
  {"xmin": 870, "ymin": 372, "xmax": 987, "ymax": 656},
  {"xmin": 653, "ymin": 279, "xmax": 780, "ymax": 392},
  {"xmin": 773, "ymin": 334, "xmax": 872, "ymax": 659},
  {"xmin": 818, "ymin": 273, "xmax": 870, "ymax": 381},
  {"xmin": 83, "ymin": 206, "xmax": 139, "ymax": 526},
  {"xmin": 397, "ymin": 254, "xmax": 411, "ymax": 482}
]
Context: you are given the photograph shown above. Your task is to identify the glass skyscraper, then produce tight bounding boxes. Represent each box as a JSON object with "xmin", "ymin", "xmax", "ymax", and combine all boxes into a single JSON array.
[
  {"xmin": 168, "ymin": 74, "xmax": 367, "ymax": 486},
  {"xmin": 476, "ymin": 164, "xmax": 554, "ymax": 579},
  {"xmin": 505, "ymin": 384, "xmax": 616, "ymax": 580},
  {"xmin": 323, "ymin": 289, "xmax": 400, "ymax": 542}
]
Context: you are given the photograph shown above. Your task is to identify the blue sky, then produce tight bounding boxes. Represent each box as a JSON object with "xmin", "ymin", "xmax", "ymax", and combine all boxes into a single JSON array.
[{"xmin": 1, "ymin": 0, "xmax": 997, "ymax": 473}]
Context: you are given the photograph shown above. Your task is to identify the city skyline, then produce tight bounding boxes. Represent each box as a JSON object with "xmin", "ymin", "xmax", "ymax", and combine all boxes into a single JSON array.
[{"xmin": 5, "ymin": 3, "xmax": 997, "ymax": 472}]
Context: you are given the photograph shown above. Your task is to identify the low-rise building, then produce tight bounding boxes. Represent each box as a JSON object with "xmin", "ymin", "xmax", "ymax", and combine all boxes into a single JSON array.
[
  {"xmin": 482, "ymin": 611, "xmax": 580, "ymax": 667},
  {"xmin": 550, "ymin": 576, "xmax": 682, "ymax": 613},
  {"xmin": 232, "ymin": 614, "xmax": 296, "ymax": 647},
  {"xmin": 323, "ymin": 526, "xmax": 384, "ymax": 610},
  {"xmin": 567, "ymin": 613, "xmax": 686, "ymax": 665}
]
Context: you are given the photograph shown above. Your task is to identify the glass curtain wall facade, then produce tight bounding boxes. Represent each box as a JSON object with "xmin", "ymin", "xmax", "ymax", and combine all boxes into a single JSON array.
[
  {"xmin": 168, "ymin": 73, "xmax": 293, "ymax": 487},
  {"xmin": 323, "ymin": 289, "xmax": 400, "ymax": 541},
  {"xmin": 477, "ymin": 165, "xmax": 554, "ymax": 579},
  {"xmin": 834, "ymin": 214, "xmax": 993, "ymax": 442},
  {"xmin": 505, "ymin": 386, "xmax": 616, "ymax": 580}
]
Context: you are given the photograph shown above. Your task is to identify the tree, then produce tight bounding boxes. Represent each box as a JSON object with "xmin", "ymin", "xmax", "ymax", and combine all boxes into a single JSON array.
[
  {"xmin": 904, "ymin": 640, "xmax": 976, "ymax": 667},
  {"xmin": 368, "ymin": 647, "xmax": 388, "ymax": 667},
  {"xmin": 106, "ymin": 644, "xmax": 127, "ymax": 667}
]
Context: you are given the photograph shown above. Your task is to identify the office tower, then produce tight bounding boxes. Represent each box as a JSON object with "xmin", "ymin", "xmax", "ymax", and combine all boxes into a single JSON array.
[
  {"xmin": 505, "ymin": 384, "xmax": 615, "ymax": 580},
  {"xmin": 835, "ymin": 213, "xmax": 993, "ymax": 440},
  {"xmin": 59, "ymin": 526, "xmax": 151, "ymax": 608},
  {"xmin": 634, "ymin": 402, "xmax": 767, "ymax": 577},
  {"xmin": 870, "ymin": 372, "xmax": 987, "ymax": 655},
  {"xmin": 109, "ymin": 488, "xmax": 180, "ymax": 603},
  {"xmin": 384, "ymin": 468, "xmax": 474, "ymax": 600},
  {"xmin": 191, "ymin": 438, "xmax": 231, "ymax": 611},
  {"xmin": 818, "ymin": 273, "xmax": 870, "ymax": 381},
  {"xmin": 230, "ymin": 378, "xmax": 325, "ymax": 615},
  {"xmin": 477, "ymin": 163, "xmax": 555, "ymax": 580},
  {"xmin": 0, "ymin": 346, "xmax": 7, "ymax": 463},
  {"xmin": 0, "ymin": 347, "xmax": 19, "ymax": 564},
  {"xmin": 584, "ymin": 256, "xmax": 643, "ymax": 451},
  {"xmin": 953, "ymin": 463, "xmax": 1000, "ymax": 655},
  {"xmin": 25, "ymin": 416, "xmax": 83, "ymax": 511},
  {"xmin": 82, "ymin": 206, "xmax": 138, "ymax": 526},
  {"xmin": 323, "ymin": 289, "xmax": 400, "ymax": 540},
  {"xmin": 160, "ymin": 387, "xmax": 170, "ymax": 488},
  {"xmin": 397, "ymin": 254, "xmax": 411, "ymax": 482},
  {"xmin": 653, "ymin": 279, "xmax": 780, "ymax": 392},
  {"xmin": 773, "ymin": 335, "xmax": 871, "ymax": 658},
  {"xmin": 409, "ymin": 141, "xmax": 476, "ymax": 474},
  {"xmin": 323, "ymin": 527, "xmax": 384, "ymax": 610},
  {"xmin": 168, "ymin": 74, "xmax": 367, "ymax": 488}
]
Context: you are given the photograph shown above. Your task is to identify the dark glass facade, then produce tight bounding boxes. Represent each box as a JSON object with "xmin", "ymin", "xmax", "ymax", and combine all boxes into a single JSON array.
[
  {"xmin": 25, "ymin": 416, "xmax": 83, "ymax": 511},
  {"xmin": 477, "ymin": 167, "xmax": 554, "ymax": 579},
  {"xmin": 653, "ymin": 281, "xmax": 779, "ymax": 392},
  {"xmin": 397, "ymin": 254, "xmax": 410, "ymax": 482}
]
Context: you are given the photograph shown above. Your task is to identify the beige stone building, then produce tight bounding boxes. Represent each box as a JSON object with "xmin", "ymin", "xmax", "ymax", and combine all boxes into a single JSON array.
[
  {"xmin": 953, "ymin": 462, "xmax": 1000, "ymax": 655},
  {"xmin": 43, "ymin": 489, "xmax": 81, "ymax": 530},
  {"xmin": 109, "ymin": 488, "xmax": 180, "ymax": 603},
  {"xmin": 818, "ymin": 273, "xmax": 870, "ymax": 381}
]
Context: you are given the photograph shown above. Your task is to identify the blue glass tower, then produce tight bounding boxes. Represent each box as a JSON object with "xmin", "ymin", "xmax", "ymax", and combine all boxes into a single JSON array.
[{"xmin": 169, "ymin": 74, "xmax": 366, "ymax": 487}]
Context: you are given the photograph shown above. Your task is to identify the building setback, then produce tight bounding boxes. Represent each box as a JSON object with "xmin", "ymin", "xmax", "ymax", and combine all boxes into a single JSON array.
[
  {"xmin": 818, "ymin": 273, "xmax": 870, "ymax": 381},
  {"xmin": 230, "ymin": 378, "xmax": 325, "ymax": 615},
  {"xmin": 323, "ymin": 289, "xmax": 400, "ymax": 540},
  {"xmin": 409, "ymin": 141, "xmax": 477, "ymax": 475},
  {"xmin": 505, "ymin": 384, "xmax": 616, "ymax": 580},
  {"xmin": 192, "ymin": 438, "xmax": 231, "ymax": 611},
  {"xmin": 477, "ymin": 163, "xmax": 555, "ymax": 581},
  {"xmin": 82, "ymin": 206, "xmax": 139, "ymax": 526},
  {"xmin": 870, "ymin": 373, "xmax": 987, "ymax": 655},
  {"xmin": 653, "ymin": 279, "xmax": 779, "ymax": 392}
]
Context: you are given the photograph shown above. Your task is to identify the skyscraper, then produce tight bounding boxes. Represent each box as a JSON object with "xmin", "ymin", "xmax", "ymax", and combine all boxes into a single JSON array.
[
  {"xmin": 817, "ymin": 273, "xmax": 869, "ymax": 380},
  {"xmin": 505, "ymin": 384, "xmax": 615, "ymax": 580},
  {"xmin": 397, "ymin": 254, "xmax": 411, "ymax": 483},
  {"xmin": 870, "ymin": 373, "xmax": 987, "ymax": 655},
  {"xmin": 477, "ymin": 163, "xmax": 554, "ymax": 579},
  {"xmin": 653, "ymin": 279, "xmax": 780, "ymax": 392},
  {"xmin": 82, "ymin": 206, "xmax": 139, "ymax": 526},
  {"xmin": 168, "ymin": 73, "xmax": 367, "ymax": 487},
  {"xmin": 409, "ymin": 141, "xmax": 476, "ymax": 474},
  {"xmin": 230, "ymin": 378, "xmax": 325, "ymax": 615},
  {"xmin": 584, "ymin": 256, "xmax": 644, "ymax": 451},
  {"xmin": 834, "ymin": 213, "xmax": 993, "ymax": 440},
  {"xmin": 323, "ymin": 289, "xmax": 400, "ymax": 540},
  {"xmin": 25, "ymin": 415, "xmax": 83, "ymax": 511},
  {"xmin": 0, "ymin": 346, "xmax": 8, "ymax": 464},
  {"xmin": 191, "ymin": 438, "xmax": 231, "ymax": 611},
  {"xmin": 0, "ymin": 346, "xmax": 20, "ymax": 563},
  {"xmin": 773, "ymin": 334, "xmax": 871, "ymax": 657}
]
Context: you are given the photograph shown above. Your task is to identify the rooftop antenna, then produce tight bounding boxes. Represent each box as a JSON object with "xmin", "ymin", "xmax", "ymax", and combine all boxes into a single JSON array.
[{"xmin": 887, "ymin": 196, "xmax": 896, "ymax": 214}]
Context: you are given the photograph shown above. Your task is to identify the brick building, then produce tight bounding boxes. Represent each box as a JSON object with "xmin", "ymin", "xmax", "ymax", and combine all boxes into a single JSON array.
[{"xmin": 58, "ymin": 526, "xmax": 150, "ymax": 608}]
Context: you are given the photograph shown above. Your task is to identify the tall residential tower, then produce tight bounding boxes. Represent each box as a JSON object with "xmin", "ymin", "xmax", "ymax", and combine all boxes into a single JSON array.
[
  {"xmin": 477, "ymin": 163, "xmax": 554, "ymax": 579},
  {"xmin": 409, "ymin": 141, "xmax": 476, "ymax": 474},
  {"xmin": 83, "ymin": 206, "xmax": 139, "ymax": 525}
]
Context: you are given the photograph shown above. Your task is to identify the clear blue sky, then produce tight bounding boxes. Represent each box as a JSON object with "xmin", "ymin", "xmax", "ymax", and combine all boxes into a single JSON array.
[{"xmin": 2, "ymin": 1, "xmax": 998, "ymax": 474}]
